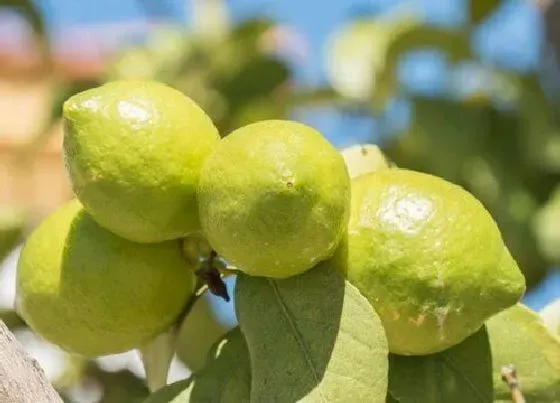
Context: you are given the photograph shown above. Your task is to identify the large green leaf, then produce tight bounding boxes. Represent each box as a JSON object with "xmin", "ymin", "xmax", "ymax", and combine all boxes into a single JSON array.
[
  {"xmin": 487, "ymin": 303, "xmax": 560, "ymax": 401},
  {"xmin": 143, "ymin": 327, "xmax": 251, "ymax": 403},
  {"xmin": 470, "ymin": 0, "xmax": 501, "ymax": 25},
  {"xmin": 387, "ymin": 326, "xmax": 493, "ymax": 403},
  {"xmin": 235, "ymin": 265, "xmax": 389, "ymax": 403}
]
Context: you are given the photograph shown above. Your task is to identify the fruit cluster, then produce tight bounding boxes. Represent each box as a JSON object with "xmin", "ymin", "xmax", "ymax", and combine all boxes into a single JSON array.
[{"xmin": 15, "ymin": 80, "xmax": 528, "ymax": 394}]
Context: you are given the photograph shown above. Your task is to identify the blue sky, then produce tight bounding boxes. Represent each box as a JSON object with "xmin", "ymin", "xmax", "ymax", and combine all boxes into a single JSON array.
[{"xmin": 29, "ymin": 0, "xmax": 558, "ymax": 311}]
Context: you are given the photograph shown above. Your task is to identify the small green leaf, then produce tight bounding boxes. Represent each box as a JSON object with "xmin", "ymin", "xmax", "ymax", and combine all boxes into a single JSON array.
[
  {"xmin": 236, "ymin": 265, "xmax": 389, "ymax": 403},
  {"xmin": 143, "ymin": 327, "xmax": 251, "ymax": 403},
  {"xmin": 470, "ymin": 0, "xmax": 501, "ymax": 25},
  {"xmin": 387, "ymin": 326, "xmax": 493, "ymax": 403},
  {"xmin": 487, "ymin": 303, "xmax": 560, "ymax": 401}
]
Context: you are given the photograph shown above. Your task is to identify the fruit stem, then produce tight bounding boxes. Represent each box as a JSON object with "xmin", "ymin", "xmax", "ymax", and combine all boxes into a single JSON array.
[
  {"xmin": 195, "ymin": 250, "xmax": 230, "ymax": 302},
  {"xmin": 500, "ymin": 364, "xmax": 526, "ymax": 403}
]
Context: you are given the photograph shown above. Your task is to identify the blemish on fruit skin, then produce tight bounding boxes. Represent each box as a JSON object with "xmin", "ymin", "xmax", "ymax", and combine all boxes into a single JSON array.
[
  {"xmin": 435, "ymin": 306, "xmax": 449, "ymax": 340},
  {"xmin": 408, "ymin": 314, "xmax": 425, "ymax": 326}
]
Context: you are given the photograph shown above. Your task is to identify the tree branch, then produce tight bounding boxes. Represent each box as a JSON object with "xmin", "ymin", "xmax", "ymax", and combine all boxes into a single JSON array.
[{"xmin": 0, "ymin": 320, "xmax": 62, "ymax": 402}]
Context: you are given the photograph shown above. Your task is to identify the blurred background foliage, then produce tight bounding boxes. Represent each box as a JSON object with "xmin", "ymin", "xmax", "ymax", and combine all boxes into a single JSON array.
[{"xmin": 0, "ymin": 0, "xmax": 559, "ymax": 401}]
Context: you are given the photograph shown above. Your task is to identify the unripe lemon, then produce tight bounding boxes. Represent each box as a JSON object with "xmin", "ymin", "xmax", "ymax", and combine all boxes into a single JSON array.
[
  {"xmin": 326, "ymin": 169, "xmax": 525, "ymax": 355},
  {"xmin": 16, "ymin": 199, "xmax": 195, "ymax": 357},
  {"xmin": 62, "ymin": 80, "xmax": 220, "ymax": 243},
  {"xmin": 198, "ymin": 120, "xmax": 350, "ymax": 278}
]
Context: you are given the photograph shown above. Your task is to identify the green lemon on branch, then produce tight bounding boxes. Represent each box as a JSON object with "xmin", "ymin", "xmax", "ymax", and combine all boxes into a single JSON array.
[
  {"xmin": 198, "ymin": 120, "xmax": 350, "ymax": 278},
  {"xmin": 16, "ymin": 199, "xmax": 196, "ymax": 357},
  {"xmin": 62, "ymin": 80, "xmax": 220, "ymax": 243},
  {"xmin": 325, "ymin": 169, "xmax": 525, "ymax": 355}
]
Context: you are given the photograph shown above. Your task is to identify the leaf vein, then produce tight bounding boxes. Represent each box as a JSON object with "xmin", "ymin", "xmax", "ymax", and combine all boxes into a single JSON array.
[
  {"xmin": 440, "ymin": 352, "xmax": 490, "ymax": 402},
  {"xmin": 268, "ymin": 279, "xmax": 326, "ymax": 402}
]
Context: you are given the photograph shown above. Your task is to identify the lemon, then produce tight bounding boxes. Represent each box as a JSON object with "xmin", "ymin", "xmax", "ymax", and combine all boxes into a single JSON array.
[
  {"xmin": 62, "ymin": 80, "xmax": 220, "ymax": 243},
  {"xmin": 198, "ymin": 120, "xmax": 350, "ymax": 278},
  {"xmin": 326, "ymin": 169, "xmax": 525, "ymax": 355},
  {"xmin": 16, "ymin": 199, "xmax": 195, "ymax": 357}
]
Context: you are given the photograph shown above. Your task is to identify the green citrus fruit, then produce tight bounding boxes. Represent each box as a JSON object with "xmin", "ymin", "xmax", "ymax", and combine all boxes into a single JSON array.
[
  {"xmin": 62, "ymin": 80, "xmax": 220, "ymax": 243},
  {"xmin": 198, "ymin": 120, "xmax": 350, "ymax": 278},
  {"xmin": 325, "ymin": 169, "xmax": 525, "ymax": 355},
  {"xmin": 340, "ymin": 144, "xmax": 390, "ymax": 178},
  {"xmin": 16, "ymin": 199, "xmax": 195, "ymax": 357}
]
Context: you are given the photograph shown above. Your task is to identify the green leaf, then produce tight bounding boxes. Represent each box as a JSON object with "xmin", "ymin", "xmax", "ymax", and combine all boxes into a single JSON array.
[
  {"xmin": 387, "ymin": 326, "xmax": 493, "ymax": 403},
  {"xmin": 143, "ymin": 327, "xmax": 251, "ymax": 403},
  {"xmin": 175, "ymin": 293, "xmax": 233, "ymax": 372},
  {"xmin": 487, "ymin": 303, "xmax": 560, "ymax": 401},
  {"xmin": 235, "ymin": 265, "xmax": 389, "ymax": 403},
  {"xmin": 540, "ymin": 298, "xmax": 560, "ymax": 336},
  {"xmin": 470, "ymin": 0, "xmax": 501, "ymax": 25},
  {"xmin": 143, "ymin": 379, "xmax": 192, "ymax": 403}
]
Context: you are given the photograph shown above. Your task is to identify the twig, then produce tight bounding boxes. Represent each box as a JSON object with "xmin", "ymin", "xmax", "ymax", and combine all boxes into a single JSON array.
[{"xmin": 500, "ymin": 364, "xmax": 526, "ymax": 403}]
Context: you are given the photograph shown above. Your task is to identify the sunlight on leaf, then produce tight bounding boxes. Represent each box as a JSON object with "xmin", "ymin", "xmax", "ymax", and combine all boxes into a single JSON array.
[
  {"xmin": 142, "ymin": 327, "xmax": 250, "ymax": 403},
  {"xmin": 487, "ymin": 303, "xmax": 560, "ymax": 401},
  {"xmin": 236, "ymin": 265, "xmax": 389, "ymax": 403}
]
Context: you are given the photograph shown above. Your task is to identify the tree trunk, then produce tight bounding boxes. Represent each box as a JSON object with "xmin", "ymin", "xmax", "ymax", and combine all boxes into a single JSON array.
[{"xmin": 0, "ymin": 320, "xmax": 62, "ymax": 403}]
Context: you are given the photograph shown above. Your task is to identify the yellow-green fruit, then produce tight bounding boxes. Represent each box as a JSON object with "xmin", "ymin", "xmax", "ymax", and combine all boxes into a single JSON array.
[
  {"xmin": 198, "ymin": 120, "xmax": 350, "ymax": 278},
  {"xmin": 62, "ymin": 80, "xmax": 220, "ymax": 243},
  {"xmin": 340, "ymin": 144, "xmax": 390, "ymax": 178},
  {"xmin": 326, "ymin": 169, "xmax": 525, "ymax": 355},
  {"xmin": 16, "ymin": 199, "xmax": 195, "ymax": 357}
]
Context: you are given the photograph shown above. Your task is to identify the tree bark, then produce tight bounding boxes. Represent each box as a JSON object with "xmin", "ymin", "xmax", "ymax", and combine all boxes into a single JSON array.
[{"xmin": 0, "ymin": 320, "xmax": 62, "ymax": 403}]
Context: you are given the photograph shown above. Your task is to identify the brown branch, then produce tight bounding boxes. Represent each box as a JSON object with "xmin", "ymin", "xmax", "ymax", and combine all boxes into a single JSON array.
[
  {"xmin": 0, "ymin": 320, "xmax": 62, "ymax": 402},
  {"xmin": 500, "ymin": 364, "xmax": 526, "ymax": 403}
]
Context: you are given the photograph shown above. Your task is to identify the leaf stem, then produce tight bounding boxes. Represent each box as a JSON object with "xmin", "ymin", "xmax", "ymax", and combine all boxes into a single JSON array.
[{"xmin": 500, "ymin": 364, "xmax": 526, "ymax": 403}]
